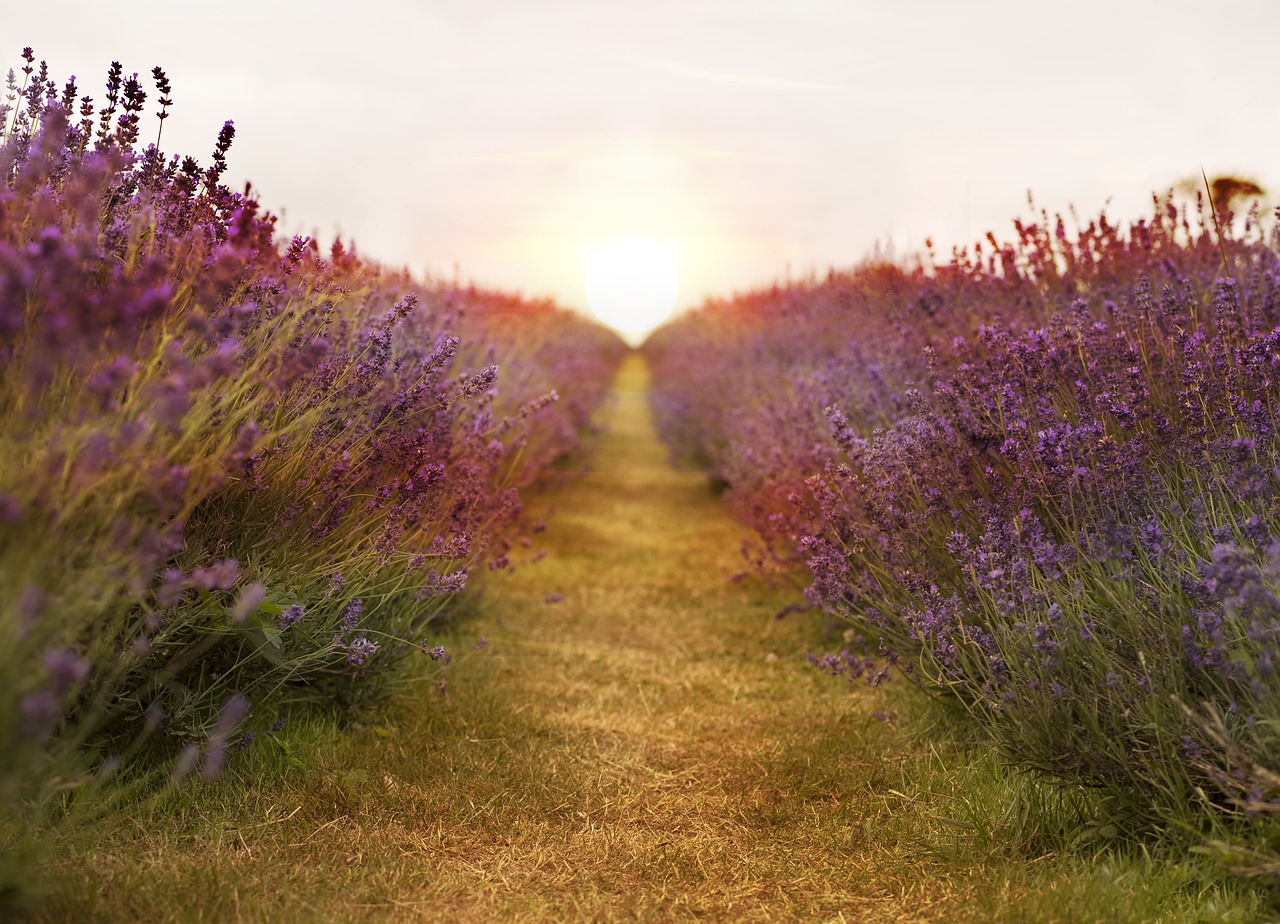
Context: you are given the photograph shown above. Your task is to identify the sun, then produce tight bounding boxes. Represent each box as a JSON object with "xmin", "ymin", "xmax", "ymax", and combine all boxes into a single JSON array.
[{"xmin": 584, "ymin": 238, "xmax": 679, "ymax": 343}]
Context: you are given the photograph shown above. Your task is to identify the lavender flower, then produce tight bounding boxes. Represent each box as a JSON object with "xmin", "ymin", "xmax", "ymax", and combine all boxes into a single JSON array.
[
  {"xmin": 346, "ymin": 635, "xmax": 378, "ymax": 666},
  {"xmin": 339, "ymin": 598, "xmax": 364, "ymax": 632},
  {"xmin": 43, "ymin": 648, "xmax": 90, "ymax": 690},
  {"xmin": 229, "ymin": 582, "xmax": 267, "ymax": 623},
  {"xmin": 191, "ymin": 560, "xmax": 242, "ymax": 591},
  {"xmin": 171, "ymin": 742, "xmax": 200, "ymax": 784},
  {"xmin": 278, "ymin": 604, "xmax": 305, "ymax": 630},
  {"xmin": 420, "ymin": 643, "xmax": 450, "ymax": 663}
]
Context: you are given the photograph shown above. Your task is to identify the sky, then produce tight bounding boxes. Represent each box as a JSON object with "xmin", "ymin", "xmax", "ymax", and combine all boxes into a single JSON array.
[{"xmin": 7, "ymin": 1, "xmax": 1279, "ymax": 327}]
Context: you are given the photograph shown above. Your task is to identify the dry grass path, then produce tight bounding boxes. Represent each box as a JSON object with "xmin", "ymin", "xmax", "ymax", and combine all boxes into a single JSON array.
[
  {"xmin": 36, "ymin": 355, "xmax": 1250, "ymax": 922},
  {"xmin": 429, "ymin": 353, "xmax": 948, "ymax": 920}
]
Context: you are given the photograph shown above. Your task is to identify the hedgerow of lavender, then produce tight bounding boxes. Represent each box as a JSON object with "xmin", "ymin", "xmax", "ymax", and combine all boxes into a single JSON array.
[
  {"xmin": 0, "ymin": 48, "xmax": 623, "ymax": 900},
  {"xmin": 649, "ymin": 189, "xmax": 1280, "ymax": 864}
]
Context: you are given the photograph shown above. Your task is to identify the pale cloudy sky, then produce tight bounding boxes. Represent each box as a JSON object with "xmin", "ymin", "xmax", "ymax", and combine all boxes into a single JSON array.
[{"xmin": 8, "ymin": 1, "xmax": 1278, "ymax": 322}]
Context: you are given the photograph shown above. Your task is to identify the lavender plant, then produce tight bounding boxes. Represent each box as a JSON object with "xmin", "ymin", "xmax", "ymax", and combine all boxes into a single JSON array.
[
  {"xmin": 648, "ymin": 190, "xmax": 1280, "ymax": 866},
  {"xmin": 0, "ymin": 49, "xmax": 623, "ymax": 900}
]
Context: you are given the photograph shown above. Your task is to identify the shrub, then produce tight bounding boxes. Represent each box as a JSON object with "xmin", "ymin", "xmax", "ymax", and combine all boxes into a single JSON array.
[
  {"xmin": 648, "ymin": 187, "xmax": 1280, "ymax": 863},
  {"xmin": 0, "ymin": 47, "xmax": 624, "ymax": 897}
]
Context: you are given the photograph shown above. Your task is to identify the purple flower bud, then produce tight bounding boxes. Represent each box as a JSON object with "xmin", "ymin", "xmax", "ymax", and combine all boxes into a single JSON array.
[
  {"xmin": 145, "ymin": 702, "xmax": 166, "ymax": 732},
  {"xmin": 43, "ymin": 648, "xmax": 91, "ymax": 691},
  {"xmin": 191, "ymin": 559, "xmax": 242, "ymax": 591},
  {"xmin": 201, "ymin": 739, "xmax": 228, "ymax": 781},
  {"xmin": 157, "ymin": 569, "xmax": 187, "ymax": 607},
  {"xmin": 460, "ymin": 364, "xmax": 499, "ymax": 397},
  {"xmin": 278, "ymin": 604, "xmax": 305, "ymax": 630},
  {"xmin": 420, "ymin": 643, "xmax": 450, "ymax": 663},
  {"xmin": 339, "ymin": 598, "xmax": 364, "ymax": 632},
  {"xmin": 213, "ymin": 696, "xmax": 251, "ymax": 737},
  {"xmin": 171, "ymin": 742, "xmax": 200, "ymax": 784},
  {"xmin": 346, "ymin": 636, "xmax": 378, "ymax": 666},
  {"xmin": 20, "ymin": 690, "xmax": 61, "ymax": 741},
  {"xmin": 229, "ymin": 583, "xmax": 267, "ymax": 623}
]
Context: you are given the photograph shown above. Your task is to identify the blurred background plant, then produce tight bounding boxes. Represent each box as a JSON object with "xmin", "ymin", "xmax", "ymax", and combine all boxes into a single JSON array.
[{"xmin": 0, "ymin": 47, "xmax": 624, "ymax": 907}]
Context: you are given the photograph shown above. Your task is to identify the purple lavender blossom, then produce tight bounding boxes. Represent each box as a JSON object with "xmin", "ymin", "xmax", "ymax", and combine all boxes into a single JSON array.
[
  {"xmin": 229, "ymin": 582, "xmax": 267, "ymax": 623},
  {"xmin": 191, "ymin": 560, "xmax": 242, "ymax": 591},
  {"xmin": 171, "ymin": 742, "xmax": 200, "ymax": 784},
  {"xmin": 278, "ymin": 604, "xmax": 305, "ymax": 630},
  {"xmin": 19, "ymin": 690, "xmax": 61, "ymax": 741},
  {"xmin": 43, "ymin": 648, "xmax": 91, "ymax": 690},
  {"xmin": 346, "ymin": 635, "xmax": 378, "ymax": 666},
  {"xmin": 339, "ymin": 598, "xmax": 364, "ymax": 632},
  {"xmin": 420, "ymin": 643, "xmax": 450, "ymax": 663}
]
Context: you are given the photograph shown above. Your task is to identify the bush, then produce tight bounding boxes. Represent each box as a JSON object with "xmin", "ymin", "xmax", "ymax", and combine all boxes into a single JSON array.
[
  {"xmin": 0, "ymin": 47, "xmax": 624, "ymax": 897},
  {"xmin": 647, "ymin": 187, "xmax": 1280, "ymax": 864}
]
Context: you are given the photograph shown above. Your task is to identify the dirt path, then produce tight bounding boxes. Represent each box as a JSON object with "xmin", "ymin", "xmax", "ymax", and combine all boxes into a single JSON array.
[{"xmin": 420, "ymin": 354, "xmax": 953, "ymax": 921}]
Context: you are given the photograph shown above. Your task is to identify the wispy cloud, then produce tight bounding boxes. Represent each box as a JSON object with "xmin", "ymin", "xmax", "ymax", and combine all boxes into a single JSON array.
[
  {"xmin": 619, "ymin": 53, "xmax": 848, "ymax": 91},
  {"xmin": 425, "ymin": 149, "xmax": 579, "ymax": 166}
]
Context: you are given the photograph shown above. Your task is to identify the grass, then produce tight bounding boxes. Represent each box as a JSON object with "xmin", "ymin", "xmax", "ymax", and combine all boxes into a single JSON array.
[{"xmin": 23, "ymin": 355, "xmax": 1271, "ymax": 922}]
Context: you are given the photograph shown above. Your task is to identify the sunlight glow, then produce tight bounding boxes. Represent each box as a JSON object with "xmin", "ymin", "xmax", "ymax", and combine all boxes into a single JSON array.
[{"xmin": 584, "ymin": 237, "xmax": 679, "ymax": 343}]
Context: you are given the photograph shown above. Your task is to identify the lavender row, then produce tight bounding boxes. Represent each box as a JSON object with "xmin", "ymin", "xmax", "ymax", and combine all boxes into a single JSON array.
[
  {"xmin": 0, "ymin": 48, "xmax": 625, "ymax": 846},
  {"xmin": 646, "ymin": 190, "xmax": 1280, "ymax": 856}
]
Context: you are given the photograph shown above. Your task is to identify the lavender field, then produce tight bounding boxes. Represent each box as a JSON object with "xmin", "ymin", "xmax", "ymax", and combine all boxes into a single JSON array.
[
  {"xmin": 0, "ymin": 50, "xmax": 627, "ymax": 907},
  {"xmin": 646, "ymin": 190, "xmax": 1280, "ymax": 871},
  {"xmin": 4, "ymin": 38, "xmax": 1280, "ymax": 923}
]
